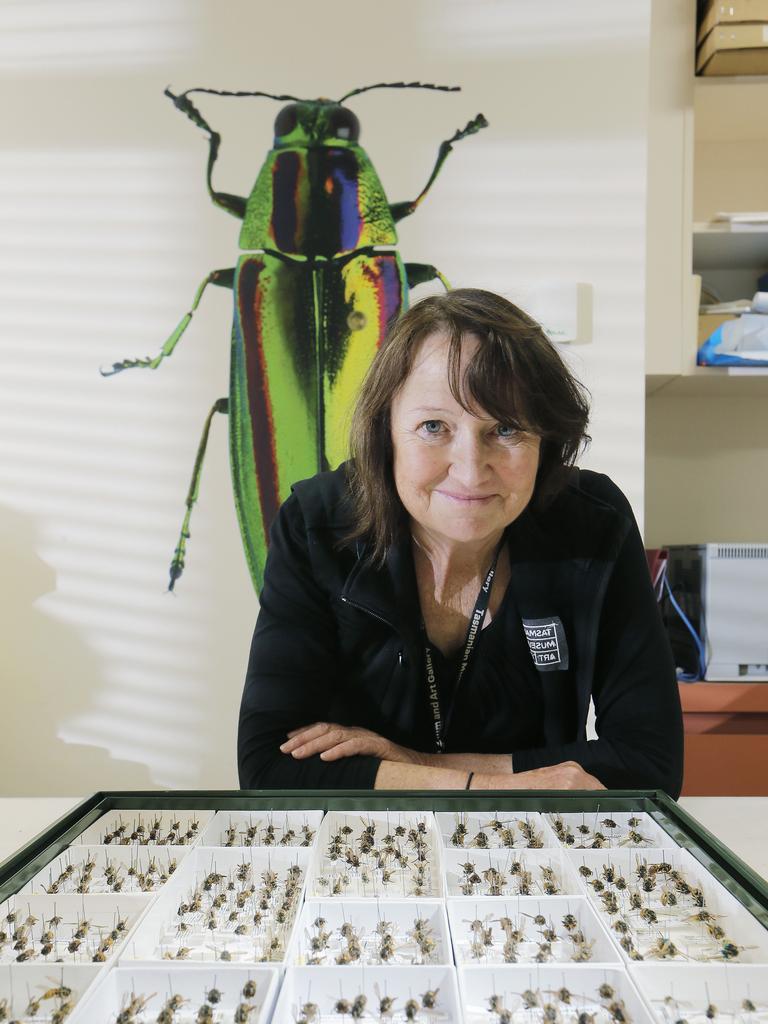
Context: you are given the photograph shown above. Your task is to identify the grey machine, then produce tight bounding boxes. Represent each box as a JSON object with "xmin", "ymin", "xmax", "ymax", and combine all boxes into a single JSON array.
[{"xmin": 665, "ymin": 543, "xmax": 768, "ymax": 680}]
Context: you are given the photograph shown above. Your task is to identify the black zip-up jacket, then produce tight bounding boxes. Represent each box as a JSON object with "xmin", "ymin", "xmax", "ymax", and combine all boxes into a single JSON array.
[{"xmin": 238, "ymin": 463, "xmax": 684, "ymax": 797}]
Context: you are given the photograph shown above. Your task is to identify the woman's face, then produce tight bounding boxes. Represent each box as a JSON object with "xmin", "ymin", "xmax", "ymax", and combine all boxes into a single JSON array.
[{"xmin": 390, "ymin": 332, "xmax": 541, "ymax": 547}]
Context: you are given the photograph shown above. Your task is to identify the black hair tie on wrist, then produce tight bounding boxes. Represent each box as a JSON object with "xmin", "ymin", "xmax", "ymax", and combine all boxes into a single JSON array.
[{"xmin": 465, "ymin": 771, "xmax": 475, "ymax": 790}]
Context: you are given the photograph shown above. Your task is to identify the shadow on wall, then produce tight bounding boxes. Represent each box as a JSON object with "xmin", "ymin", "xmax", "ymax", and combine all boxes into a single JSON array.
[{"xmin": 0, "ymin": 503, "xmax": 156, "ymax": 796}]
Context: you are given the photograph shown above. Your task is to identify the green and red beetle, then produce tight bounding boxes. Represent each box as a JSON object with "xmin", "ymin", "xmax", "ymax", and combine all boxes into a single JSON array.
[{"xmin": 103, "ymin": 82, "xmax": 488, "ymax": 591}]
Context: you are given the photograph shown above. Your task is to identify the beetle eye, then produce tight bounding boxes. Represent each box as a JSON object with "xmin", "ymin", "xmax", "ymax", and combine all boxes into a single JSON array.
[
  {"xmin": 327, "ymin": 107, "xmax": 359, "ymax": 141},
  {"xmin": 274, "ymin": 104, "xmax": 299, "ymax": 137}
]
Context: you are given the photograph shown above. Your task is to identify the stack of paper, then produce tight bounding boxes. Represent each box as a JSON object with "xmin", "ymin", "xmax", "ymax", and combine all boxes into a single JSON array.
[{"xmin": 712, "ymin": 212, "xmax": 768, "ymax": 231}]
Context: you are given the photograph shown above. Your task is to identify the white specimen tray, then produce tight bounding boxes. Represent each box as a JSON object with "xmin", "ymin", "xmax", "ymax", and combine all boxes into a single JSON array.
[
  {"xmin": 443, "ymin": 848, "xmax": 583, "ymax": 898},
  {"xmin": 435, "ymin": 811, "xmax": 559, "ymax": 850},
  {"xmin": 546, "ymin": 811, "xmax": 677, "ymax": 849},
  {"xmin": 69, "ymin": 963, "xmax": 280, "ymax": 1024},
  {"xmin": 122, "ymin": 846, "xmax": 310, "ymax": 965},
  {"xmin": 19, "ymin": 844, "xmax": 191, "ymax": 895},
  {"xmin": 446, "ymin": 895, "xmax": 620, "ymax": 965},
  {"xmin": 307, "ymin": 810, "xmax": 443, "ymax": 900},
  {"xmin": 0, "ymin": 893, "xmax": 150, "ymax": 966},
  {"xmin": 72, "ymin": 809, "xmax": 215, "ymax": 847},
  {"xmin": 629, "ymin": 963, "xmax": 768, "ymax": 1024},
  {"xmin": 568, "ymin": 845, "xmax": 768, "ymax": 964},
  {"xmin": 0, "ymin": 963, "xmax": 101, "ymax": 1024},
  {"xmin": 459, "ymin": 964, "xmax": 655, "ymax": 1024},
  {"xmin": 274, "ymin": 965, "xmax": 461, "ymax": 1024},
  {"xmin": 198, "ymin": 810, "xmax": 324, "ymax": 849},
  {"xmin": 288, "ymin": 899, "xmax": 452, "ymax": 967}
]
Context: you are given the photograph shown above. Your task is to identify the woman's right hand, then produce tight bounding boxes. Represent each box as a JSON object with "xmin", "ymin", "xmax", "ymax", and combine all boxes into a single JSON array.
[{"xmin": 473, "ymin": 760, "xmax": 605, "ymax": 790}]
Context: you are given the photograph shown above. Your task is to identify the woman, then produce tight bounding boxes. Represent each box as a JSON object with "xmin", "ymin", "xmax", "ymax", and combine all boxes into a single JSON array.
[{"xmin": 238, "ymin": 289, "xmax": 683, "ymax": 794}]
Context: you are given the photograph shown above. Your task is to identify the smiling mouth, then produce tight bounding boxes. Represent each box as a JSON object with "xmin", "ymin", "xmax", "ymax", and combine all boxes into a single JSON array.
[{"xmin": 436, "ymin": 490, "xmax": 496, "ymax": 504}]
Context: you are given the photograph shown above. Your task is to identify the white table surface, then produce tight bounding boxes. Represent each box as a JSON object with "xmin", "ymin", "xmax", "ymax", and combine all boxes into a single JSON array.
[
  {"xmin": 0, "ymin": 795, "xmax": 766, "ymax": 880},
  {"xmin": 0, "ymin": 797, "xmax": 84, "ymax": 864}
]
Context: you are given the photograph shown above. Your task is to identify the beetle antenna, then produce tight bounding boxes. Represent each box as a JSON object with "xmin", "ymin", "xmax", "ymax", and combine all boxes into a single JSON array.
[
  {"xmin": 178, "ymin": 87, "xmax": 304, "ymax": 103},
  {"xmin": 338, "ymin": 81, "xmax": 460, "ymax": 103}
]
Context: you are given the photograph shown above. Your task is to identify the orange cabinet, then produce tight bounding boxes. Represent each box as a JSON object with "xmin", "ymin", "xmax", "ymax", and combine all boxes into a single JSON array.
[{"xmin": 679, "ymin": 682, "xmax": 768, "ymax": 794}]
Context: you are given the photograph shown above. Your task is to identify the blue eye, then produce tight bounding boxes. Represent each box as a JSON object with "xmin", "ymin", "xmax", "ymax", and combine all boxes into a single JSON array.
[
  {"xmin": 422, "ymin": 420, "xmax": 443, "ymax": 434},
  {"xmin": 496, "ymin": 424, "xmax": 517, "ymax": 438}
]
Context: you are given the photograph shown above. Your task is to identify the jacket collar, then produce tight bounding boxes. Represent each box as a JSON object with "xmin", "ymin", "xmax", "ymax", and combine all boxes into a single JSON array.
[{"xmin": 341, "ymin": 531, "xmax": 421, "ymax": 633}]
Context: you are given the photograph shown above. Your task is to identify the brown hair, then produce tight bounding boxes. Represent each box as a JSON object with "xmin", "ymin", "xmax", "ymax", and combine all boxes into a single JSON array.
[{"xmin": 345, "ymin": 288, "xmax": 591, "ymax": 563}]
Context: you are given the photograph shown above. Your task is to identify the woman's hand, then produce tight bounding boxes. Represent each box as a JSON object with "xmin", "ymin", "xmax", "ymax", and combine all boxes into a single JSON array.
[
  {"xmin": 474, "ymin": 760, "xmax": 605, "ymax": 790},
  {"xmin": 280, "ymin": 722, "xmax": 424, "ymax": 764}
]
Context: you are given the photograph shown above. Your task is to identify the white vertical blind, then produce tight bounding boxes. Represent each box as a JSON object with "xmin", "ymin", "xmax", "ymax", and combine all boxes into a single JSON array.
[
  {"xmin": 0, "ymin": 147, "xmax": 250, "ymax": 790},
  {"xmin": 0, "ymin": 0, "xmax": 199, "ymax": 70}
]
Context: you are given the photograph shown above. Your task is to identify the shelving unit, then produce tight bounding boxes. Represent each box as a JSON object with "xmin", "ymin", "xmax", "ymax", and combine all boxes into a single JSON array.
[
  {"xmin": 645, "ymin": 6, "xmax": 768, "ymax": 542},
  {"xmin": 645, "ymin": 5, "xmax": 768, "ymax": 796},
  {"xmin": 692, "ymin": 75, "xmax": 768, "ymax": 317},
  {"xmin": 646, "ymin": 63, "xmax": 768, "ymax": 391},
  {"xmin": 647, "ymin": 365, "xmax": 768, "ymax": 397}
]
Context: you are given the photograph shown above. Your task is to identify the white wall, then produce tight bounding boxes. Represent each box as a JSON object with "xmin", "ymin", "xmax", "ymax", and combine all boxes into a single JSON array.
[
  {"xmin": 646, "ymin": 396, "xmax": 768, "ymax": 546},
  {"xmin": 0, "ymin": 0, "xmax": 651, "ymax": 794}
]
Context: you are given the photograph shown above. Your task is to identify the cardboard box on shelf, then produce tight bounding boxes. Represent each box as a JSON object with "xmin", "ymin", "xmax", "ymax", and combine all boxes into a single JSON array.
[
  {"xmin": 698, "ymin": 312, "xmax": 738, "ymax": 343},
  {"xmin": 698, "ymin": 0, "xmax": 768, "ymax": 46},
  {"xmin": 697, "ymin": 23, "xmax": 768, "ymax": 75}
]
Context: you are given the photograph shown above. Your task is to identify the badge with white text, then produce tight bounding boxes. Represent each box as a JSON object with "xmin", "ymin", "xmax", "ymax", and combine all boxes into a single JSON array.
[{"xmin": 522, "ymin": 616, "xmax": 569, "ymax": 671}]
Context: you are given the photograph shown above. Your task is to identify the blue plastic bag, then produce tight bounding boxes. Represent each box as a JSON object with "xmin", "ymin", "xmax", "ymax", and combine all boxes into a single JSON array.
[{"xmin": 697, "ymin": 314, "xmax": 768, "ymax": 367}]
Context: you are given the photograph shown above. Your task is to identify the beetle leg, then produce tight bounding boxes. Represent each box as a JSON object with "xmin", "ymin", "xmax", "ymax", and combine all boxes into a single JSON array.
[
  {"xmin": 101, "ymin": 268, "xmax": 234, "ymax": 376},
  {"xmin": 165, "ymin": 88, "xmax": 247, "ymax": 220},
  {"xmin": 404, "ymin": 263, "xmax": 451, "ymax": 292},
  {"xmin": 169, "ymin": 397, "xmax": 229, "ymax": 591},
  {"xmin": 389, "ymin": 112, "xmax": 489, "ymax": 222}
]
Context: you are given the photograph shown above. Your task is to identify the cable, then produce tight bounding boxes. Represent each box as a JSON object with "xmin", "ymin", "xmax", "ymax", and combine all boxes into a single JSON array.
[{"xmin": 662, "ymin": 573, "xmax": 707, "ymax": 681}]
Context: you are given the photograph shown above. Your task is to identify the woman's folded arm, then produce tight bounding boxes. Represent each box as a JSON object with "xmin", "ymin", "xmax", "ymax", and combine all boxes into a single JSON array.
[{"xmin": 238, "ymin": 493, "xmax": 381, "ymax": 790}]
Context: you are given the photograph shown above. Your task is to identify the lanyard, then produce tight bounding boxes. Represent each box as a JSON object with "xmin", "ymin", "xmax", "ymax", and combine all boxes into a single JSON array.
[{"xmin": 422, "ymin": 541, "xmax": 503, "ymax": 753}]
